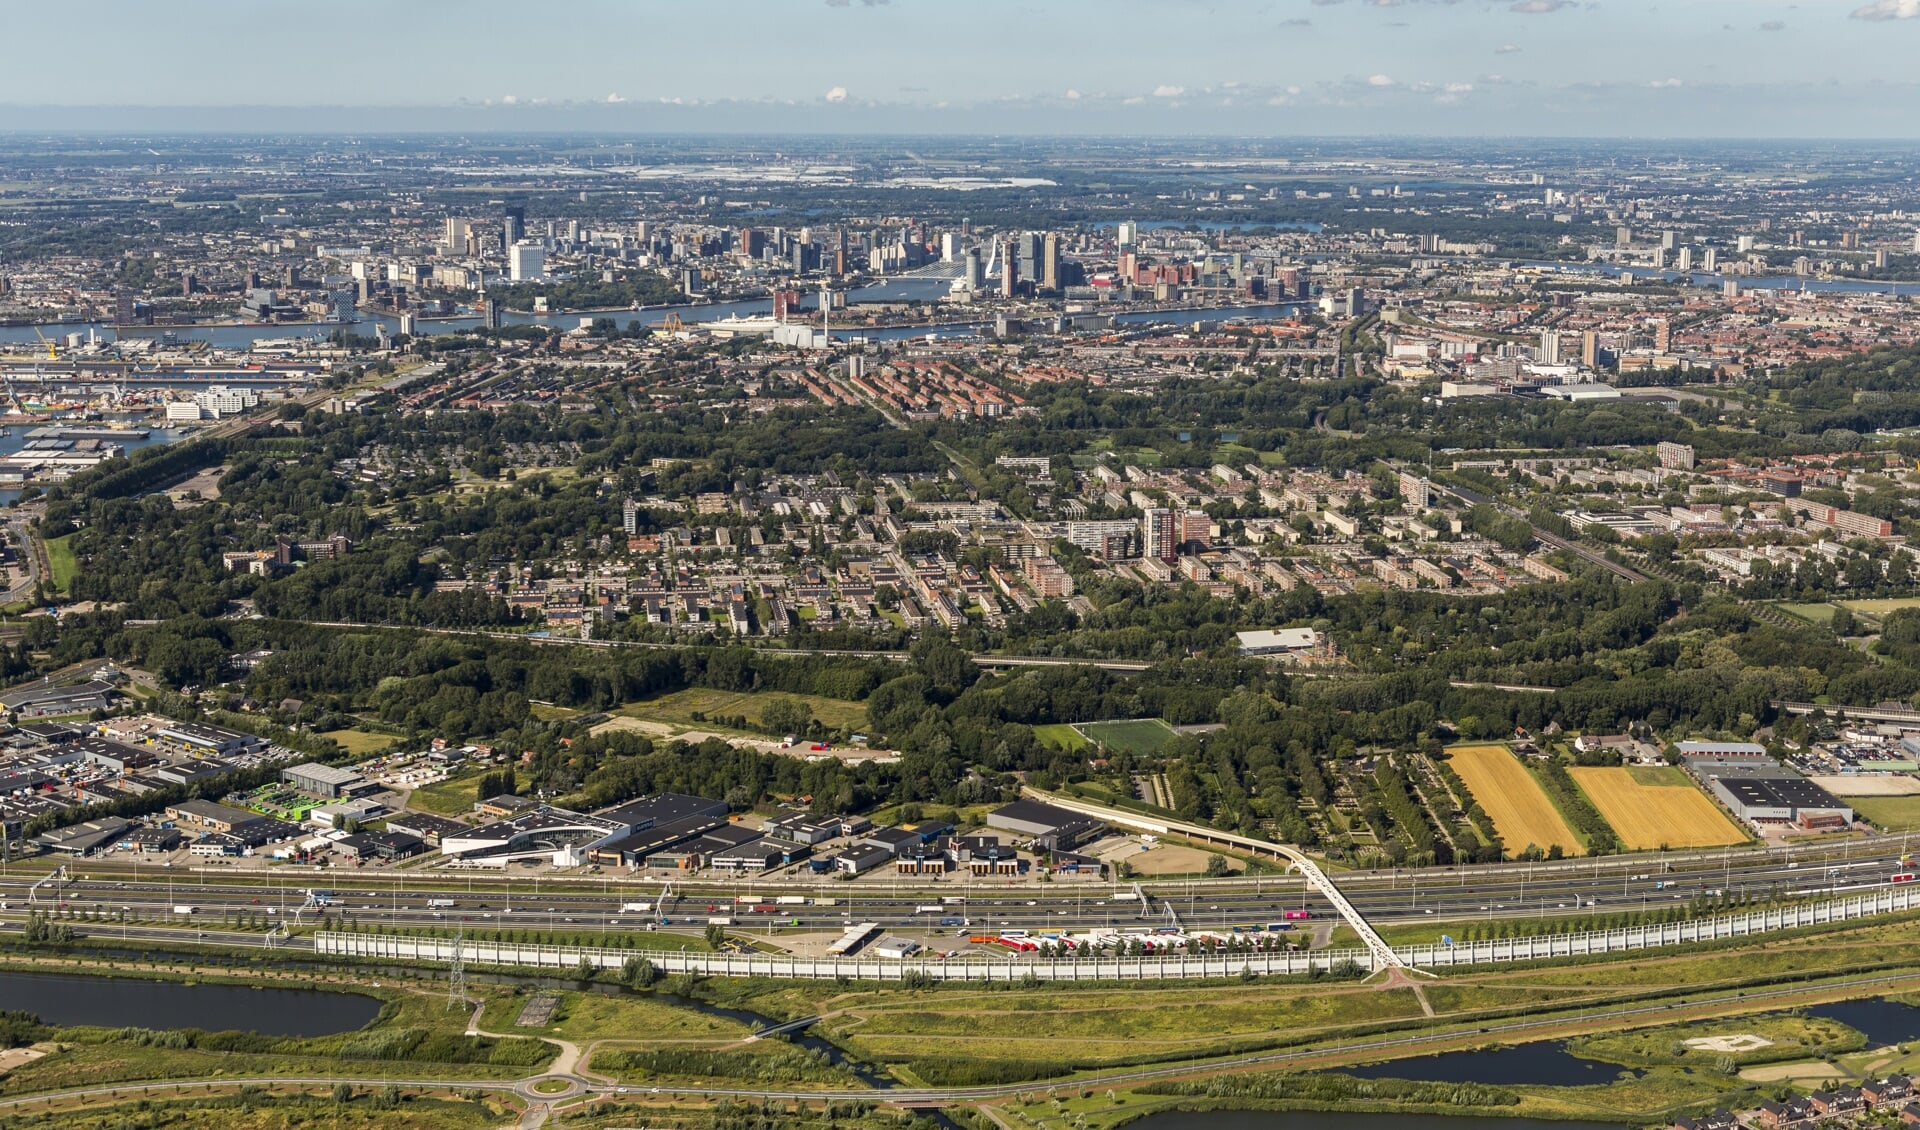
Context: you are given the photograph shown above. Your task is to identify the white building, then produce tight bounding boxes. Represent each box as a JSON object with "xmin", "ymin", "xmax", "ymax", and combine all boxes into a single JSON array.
[
  {"xmin": 165, "ymin": 401, "xmax": 205, "ymax": 424},
  {"xmin": 193, "ymin": 385, "xmax": 259, "ymax": 418},
  {"xmin": 509, "ymin": 242, "xmax": 545, "ymax": 282}
]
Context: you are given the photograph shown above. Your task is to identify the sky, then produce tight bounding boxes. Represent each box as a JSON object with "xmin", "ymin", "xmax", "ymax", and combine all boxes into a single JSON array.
[{"xmin": 7, "ymin": 0, "xmax": 1920, "ymax": 136}]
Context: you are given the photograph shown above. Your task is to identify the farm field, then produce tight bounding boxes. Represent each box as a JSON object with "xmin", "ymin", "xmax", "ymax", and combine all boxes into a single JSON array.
[
  {"xmin": 1569, "ymin": 766, "xmax": 1747, "ymax": 850},
  {"xmin": 1846, "ymin": 794, "xmax": 1920, "ymax": 832},
  {"xmin": 1813, "ymin": 775, "xmax": 1920, "ymax": 797},
  {"xmin": 1078, "ymin": 718, "xmax": 1176, "ymax": 755},
  {"xmin": 1776, "ymin": 602, "xmax": 1837, "ymax": 625},
  {"xmin": 1033, "ymin": 723, "xmax": 1089, "ymax": 751},
  {"xmin": 1447, "ymin": 744, "xmax": 1584, "ymax": 856},
  {"xmin": 615, "ymin": 687, "xmax": 867, "ymax": 733}
]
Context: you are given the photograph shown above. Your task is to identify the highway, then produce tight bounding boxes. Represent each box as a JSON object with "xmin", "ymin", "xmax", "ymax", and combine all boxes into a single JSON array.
[{"xmin": 4, "ymin": 831, "xmax": 1912, "ymax": 949}]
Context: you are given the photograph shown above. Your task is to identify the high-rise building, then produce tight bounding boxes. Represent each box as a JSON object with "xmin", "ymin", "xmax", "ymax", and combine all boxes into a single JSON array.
[
  {"xmin": 483, "ymin": 299, "xmax": 504, "ymax": 330},
  {"xmin": 1738, "ymin": 235, "xmax": 1756, "ymax": 253},
  {"xmin": 622, "ymin": 499, "xmax": 641, "ymax": 536},
  {"xmin": 1041, "ymin": 233, "xmax": 1061, "ymax": 292},
  {"xmin": 565, "ymin": 219, "xmax": 581, "ymax": 245},
  {"xmin": 940, "ymin": 232, "xmax": 961, "ymax": 262},
  {"xmin": 1144, "ymin": 508, "xmax": 1178, "ymax": 562},
  {"xmin": 1538, "ymin": 330, "xmax": 1561, "ymax": 365},
  {"xmin": 1615, "ymin": 226, "xmax": 1632, "ymax": 249},
  {"xmin": 1661, "ymin": 231, "xmax": 1678, "ymax": 251},
  {"xmin": 1656, "ymin": 441, "xmax": 1696, "ymax": 470},
  {"xmin": 502, "ymin": 205, "xmax": 525, "ymax": 249},
  {"xmin": 1875, "ymin": 249, "xmax": 1890, "ymax": 269},
  {"xmin": 1676, "ymin": 246, "xmax": 1693, "ymax": 272},
  {"xmin": 1000, "ymin": 241, "xmax": 1018, "ymax": 298},
  {"xmin": 509, "ymin": 242, "xmax": 545, "ymax": 282},
  {"xmin": 1702, "ymin": 247, "xmax": 1718, "ymax": 272},
  {"xmin": 1115, "ymin": 221, "xmax": 1138, "ymax": 248},
  {"xmin": 1581, "ymin": 330, "xmax": 1599, "ymax": 369},
  {"xmin": 738, "ymin": 228, "xmax": 765, "ymax": 259},
  {"xmin": 962, "ymin": 249, "xmax": 983, "ymax": 291},
  {"xmin": 114, "ymin": 291, "xmax": 135, "ymax": 326},
  {"xmin": 444, "ymin": 218, "xmax": 470, "ymax": 253}
]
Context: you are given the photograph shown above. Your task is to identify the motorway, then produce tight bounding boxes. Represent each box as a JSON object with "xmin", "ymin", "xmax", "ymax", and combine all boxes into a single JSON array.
[{"xmin": 3, "ymin": 831, "xmax": 1913, "ymax": 949}]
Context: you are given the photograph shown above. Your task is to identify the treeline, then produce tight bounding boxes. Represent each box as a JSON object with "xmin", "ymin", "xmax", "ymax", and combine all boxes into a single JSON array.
[
  {"xmin": 1140, "ymin": 1073, "xmax": 1519, "ymax": 1108},
  {"xmin": 588, "ymin": 1044, "xmax": 853, "ymax": 1084},
  {"xmin": 86, "ymin": 1023, "xmax": 549, "ymax": 1067},
  {"xmin": 1530, "ymin": 757, "xmax": 1619, "ymax": 855}
]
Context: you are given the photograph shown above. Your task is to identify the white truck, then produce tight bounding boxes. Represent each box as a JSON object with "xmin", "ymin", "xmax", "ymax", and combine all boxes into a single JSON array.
[
  {"xmin": 620, "ymin": 902, "xmax": 653, "ymax": 913},
  {"xmin": 173, "ymin": 905, "xmax": 197, "ymax": 915}
]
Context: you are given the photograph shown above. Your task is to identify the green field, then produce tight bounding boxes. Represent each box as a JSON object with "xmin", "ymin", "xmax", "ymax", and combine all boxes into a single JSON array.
[
  {"xmin": 405, "ymin": 769, "xmax": 491, "ymax": 816},
  {"xmin": 1626, "ymin": 765, "xmax": 1692, "ymax": 787},
  {"xmin": 615, "ymin": 687, "xmax": 867, "ymax": 733},
  {"xmin": 1841, "ymin": 598, "xmax": 1920, "ymax": 618},
  {"xmin": 44, "ymin": 533, "xmax": 77, "ymax": 594},
  {"xmin": 1845, "ymin": 794, "xmax": 1920, "ymax": 831},
  {"xmin": 1776, "ymin": 601, "xmax": 1838, "ymax": 625},
  {"xmin": 1034, "ymin": 723, "xmax": 1090, "ymax": 751},
  {"xmin": 1078, "ymin": 718, "xmax": 1177, "ymax": 755},
  {"xmin": 321, "ymin": 728, "xmax": 396, "ymax": 755}
]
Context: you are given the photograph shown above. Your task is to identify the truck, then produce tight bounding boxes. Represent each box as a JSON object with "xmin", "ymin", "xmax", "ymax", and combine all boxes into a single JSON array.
[
  {"xmin": 734, "ymin": 895, "xmax": 763, "ymax": 905},
  {"xmin": 814, "ymin": 898, "xmax": 837, "ymax": 907},
  {"xmin": 1283, "ymin": 910, "xmax": 1312, "ymax": 921},
  {"xmin": 707, "ymin": 916, "xmax": 734, "ymax": 926},
  {"xmin": 173, "ymin": 905, "xmax": 197, "ymax": 915},
  {"xmin": 426, "ymin": 898, "xmax": 455, "ymax": 909},
  {"xmin": 940, "ymin": 895, "xmax": 966, "ymax": 905},
  {"xmin": 916, "ymin": 905, "xmax": 945, "ymax": 914},
  {"xmin": 775, "ymin": 896, "xmax": 808, "ymax": 906},
  {"xmin": 750, "ymin": 904, "xmax": 778, "ymax": 915},
  {"xmin": 620, "ymin": 902, "xmax": 653, "ymax": 913}
]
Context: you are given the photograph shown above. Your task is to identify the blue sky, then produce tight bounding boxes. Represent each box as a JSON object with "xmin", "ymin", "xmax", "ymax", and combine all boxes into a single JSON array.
[{"xmin": 7, "ymin": 0, "xmax": 1920, "ymax": 135}]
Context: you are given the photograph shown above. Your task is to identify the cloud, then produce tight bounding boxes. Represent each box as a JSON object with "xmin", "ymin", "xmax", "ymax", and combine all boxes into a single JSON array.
[
  {"xmin": 1509, "ymin": 0, "xmax": 1570, "ymax": 10},
  {"xmin": 1064, "ymin": 88, "xmax": 1081, "ymax": 100},
  {"xmin": 824, "ymin": 86, "xmax": 848, "ymax": 102},
  {"xmin": 1759, "ymin": 19, "xmax": 1785, "ymax": 29},
  {"xmin": 1648, "ymin": 77, "xmax": 1683, "ymax": 88},
  {"xmin": 603, "ymin": 92, "xmax": 626, "ymax": 104},
  {"xmin": 1153, "ymin": 84, "xmax": 1186, "ymax": 97},
  {"xmin": 1853, "ymin": 0, "xmax": 1920, "ymax": 17},
  {"xmin": 1367, "ymin": 73, "xmax": 1397, "ymax": 86},
  {"xmin": 1494, "ymin": 42, "xmax": 1522, "ymax": 52},
  {"xmin": 500, "ymin": 94, "xmax": 518, "ymax": 105},
  {"xmin": 1279, "ymin": 16, "xmax": 1312, "ymax": 25},
  {"xmin": 825, "ymin": 0, "xmax": 890, "ymax": 6}
]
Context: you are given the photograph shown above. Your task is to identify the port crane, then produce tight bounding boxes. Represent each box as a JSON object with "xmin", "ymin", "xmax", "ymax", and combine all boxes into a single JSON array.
[{"xmin": 29, "ymin": 327, "xmax": 54, "ymax": 361}]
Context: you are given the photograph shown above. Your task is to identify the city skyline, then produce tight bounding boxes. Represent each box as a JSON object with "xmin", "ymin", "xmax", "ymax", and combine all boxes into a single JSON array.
[{"xmin": 8, "ymin": 0, "xmax": 1920, "ymax": 136}]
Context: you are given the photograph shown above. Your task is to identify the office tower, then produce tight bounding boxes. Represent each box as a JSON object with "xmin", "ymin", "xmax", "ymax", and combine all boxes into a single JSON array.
[
  {"xmin": 1144, "ymin": 508, "xmax": 1178, "ymax": 562},
  {"xmin": 1724, "ymin": 280, "xmax": 1741, "ymax": 299},
  {"xmin": 483, "ymin": 299, "xmax": 504, "ymax": 330},
  {"xmin": 1016, "ymin": 232, "xmax": 1042, "ymax": 285},
  {"xmin": 509, "ymin": 242, "xmax": 545, "ymax": 281},
  {"xmin": 963, "ymin": 249, "xmax": 983, "ymax": 291},
  {"xmin": 1914, "ymin": 231, "xmax": 1920, "ymax": 254},
  {"xmin": 1116, "ymin": 220, "xmax": 1138, "ymax": 248},
  {"xmin": 738, "ymin": 228, "xmax": 765, "ymax": 259},
  {"xmin": 1000, "ymin": 241, "xmax": 1017, "ymax": 298},
  {"xmin": 1738, "ymin": 235, "xmax": 1756, "ymax": 253},
  {"xmin": 1581, "ymin": 330, "xmax": 1599, "ymax": 369},
  {"xmin": 1794, "ymin": 256, "xmax": 1812, "ymax": 276},
  {"xmin": 1042, "ymin": 233, "xmax": 1061, "ymax": 292},
  {"xmin": 283, "ymin": 264, "xmax": 300, "ymax": 289},
  {"xmin": 1615, "ymin": 226, "xmax": 1632, "ymax": 249},
  {"xmin": 1702, "ymin": 248, "xmax": 1718, "ymax": 272},
  {"xmin": 1653, "ymin": 319, "xmax": 1671, "ymax": 353},
  {"xmin": 1661, "ymin": 231, "xmax": 1678, "ymax": 251},
  {"xmin": 503, "ymin": 205, "xmax": 525, "ymax": 248},
  {"xmin": 1538, "ymin": 330, "xmax": 1562, "ymax": 365},
  {"xmin": 1876, "ymin": 249, "xmax": 1890, "ymax": 269},
  {"xmin": 1676, "ymin": 246, "xmax": 1693, "ymax": 272},
  {"xmin": 622, "ymin": 499, "xmax": 640, "ymax": 536},
  {"xmin": 1651, "ymin": 247, "xmax": 1666, "ymax": 270},
  {"xmin": 444, "ymin": 218, "xmax": 470, "ymax": 253},
  {"xmin": 565, "ymin": 219, "xmax": 581, "ymax": 245},
  {"xmin": 940, "ymin": 232, "xmax": 961, "ymax": 262},
  {"xmin": 635, "ymin": 220, "xmax": 651, "ymax": 242},
  {"xmin": 114, "ymin": 291, "xmax": 134, "ymax": 326}
]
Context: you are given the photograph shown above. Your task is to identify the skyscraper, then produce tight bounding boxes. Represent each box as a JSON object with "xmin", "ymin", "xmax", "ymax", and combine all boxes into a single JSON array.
[
  {"xmin": 940, "ymin": 232, "xmax": 961, "ymax": 262},
  {"xmin": 1144, "ymin": 508, "xmax": 1178, "ymax": 562},
  {"xmin": 963, "ymin": 249, "xmax": 983, "ymax": 292},
  {"xmin": 444, "ymin": 218, "xmax": 470, "ymax": 253},
  {"xmin": 509, "ymin": 242, "xmax": 545, "ymax": 282},
  {"xmin": 1581, "ymin": 330, "xmax": 1599, "ymax": 369},
  {"xmin": 502, "ymin": 204, "xmax": 525, "ymax": 248},
  {"xmin": 1116, "ymin": 221, "xmax": 1138, "ymax": 248},
  {"xmin": 1702, "ymin": 247, "xmax": 1718, "ymax": 272},
  {"xmin": 1041, "ymin": 233, "xmax": 1061, "ymax": 292},
  {"xmin": 1538, "ymin": 330, "xmax": 1562, "ymax": 365},
  {"xmin": 1000, "ymin": 241, "xmax": 1018, "ymax": 298}
]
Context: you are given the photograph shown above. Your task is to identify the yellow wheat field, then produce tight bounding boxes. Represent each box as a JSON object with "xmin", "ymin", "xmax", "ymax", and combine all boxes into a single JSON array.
[
  {"xmin": 1568, "ymin": 766, "xmax": 1747, "ymax": 850},
  {"xmin": 1447, "ymin": 744, "xmax": 1584, "ymax": 856}
]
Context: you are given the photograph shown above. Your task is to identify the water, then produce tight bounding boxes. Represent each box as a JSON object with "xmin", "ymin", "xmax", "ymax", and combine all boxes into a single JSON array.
[
  {"xmin": 0, "ymin": 969, "xmax": 380, "ymax": 1037},
  {"xmin": 1806, "ymin": 998, "xmax": 1920, "ymax": 1046},
  {"xmin": 651, "ymin": 990, "xmax": 892, "ymax": 1088},
  {"xmin": 1127, "ymin": 1113, "xmax": 1621, "ymax": 1130},
  {"xmin": 0, "ymin": 425, "xmax": 183, "ymax": 507},
  {"xmin": 1336, "ymin": 1041, "xmax": 1637, "ymax": 1087},
  {"xmin": 1515, "ymin": 260, "xmax": 1920, "ymax": 298}
]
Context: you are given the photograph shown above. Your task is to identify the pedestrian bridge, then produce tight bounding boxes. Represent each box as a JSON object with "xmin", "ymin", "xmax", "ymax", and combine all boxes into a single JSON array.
[{"xmin": 1024, "ymin": 789, "xmax": 1405, "ymax": 971}]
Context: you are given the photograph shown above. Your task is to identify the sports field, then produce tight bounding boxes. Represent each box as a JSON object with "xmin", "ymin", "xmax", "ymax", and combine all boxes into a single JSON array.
[
  {"xmin": 1569, "ymin": 766, "xmax": 1747, "ymax": 850},
  {"xmin": 1839, "ymin": 597, "xmax": 1920, "ymax": 618},
  {"xmin": 1078, "ymin": 718, "xmax": 1176, "ymax": 755},
  {"xmin": 1033, "ymin": 723, "xmax": 1089, "ymax": 751},
  {"xmin": 1448, "ymin": 744, "xmax": 1584, "ymax": 856}
]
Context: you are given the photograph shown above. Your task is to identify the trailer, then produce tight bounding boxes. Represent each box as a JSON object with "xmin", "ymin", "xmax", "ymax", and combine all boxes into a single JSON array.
[
  {"xmin": 706, "ymin": 916, "xmax": 734, "ymax": 926},
  {"xmin": 775, "ymin": 896, "xmax": 808, "ymax": 906},
  {"xmin": 173, "ymin": 905, "xmax": 197, "ymax": 915},
  {"xmin": 426, "ymin": 898, "xmax": 455, "ymax": 909},
  {"xmin": 620, "ymin": 902, "xmax": 653, "ymax": 913}
]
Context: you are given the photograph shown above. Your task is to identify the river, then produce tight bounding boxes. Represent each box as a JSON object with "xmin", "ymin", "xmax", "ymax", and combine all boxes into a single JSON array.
[
  {"xmin": 0, "ymin": 969, "xmax": 380, "ymax": 1037},
  {"xmin": 0, "ymin": 424, "xmax": 184, "ymax": 507}
]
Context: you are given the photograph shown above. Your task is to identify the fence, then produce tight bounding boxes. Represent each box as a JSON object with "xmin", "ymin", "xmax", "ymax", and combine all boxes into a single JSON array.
[{"xmin": 312, "ymin": 882, "xmax": 1920, "ymax": 981}]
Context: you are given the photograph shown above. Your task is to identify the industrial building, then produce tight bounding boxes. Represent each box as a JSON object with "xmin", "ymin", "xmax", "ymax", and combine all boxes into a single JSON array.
[
  {"xmin": 282, "ymin": 762, "xmax": 369, "ymax": 800},
  {"xmin": 1700, "ymin": 767, "xmax": 1854, "ymax": 830},
  {"xmin": 986, "ymin": 800, "xmax": 1105, "ymax": 851}
]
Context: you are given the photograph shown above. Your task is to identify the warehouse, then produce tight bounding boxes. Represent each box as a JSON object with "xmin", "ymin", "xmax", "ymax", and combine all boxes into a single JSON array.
[
  {"xmin": 587, "ymin": 814, "xmax": 726, "ymax": 868},
  {"xmin": 709, "ymin": 836, "xmax": 807, "ymax": 872},
  {"xmin": 1704, "ymin": 770, "xmax": 1854, "ymax": 830},
  {"xmin": 0, "ymin": 680, "xmax": 117, "ymax": 720},
  {"xmin": 987, "ymin": 800, "xmax": 1104, "ymax": 851},
  {"xmin": 282, "ymin": 762, "xmax": 369, "ymax": 800},
  {"xmin": 166, "ymin": 798, "xmax": 262, "ymax": 834}
]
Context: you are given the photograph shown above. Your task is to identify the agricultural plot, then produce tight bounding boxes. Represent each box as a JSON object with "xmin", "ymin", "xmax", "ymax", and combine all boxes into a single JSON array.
[
  {"xmin": 1568, "ymin": 766, "xmax": 1747, "ymax": 850},
  {"xmin": 1447, "ymin": 744, "xmax": 1584, "ymax": 856},
  {"xmin": 1077, "ymin": 718, "xmax": 1176, "ymax": 755}
]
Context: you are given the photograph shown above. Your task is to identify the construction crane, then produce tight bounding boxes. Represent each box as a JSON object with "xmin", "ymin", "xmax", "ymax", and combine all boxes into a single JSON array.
[
  {"xmin": 660, "ymin": 313, "xmax": 684, "ymax": 332},
  {"xmin": 29, "ymin": 327, "xmax": 55, "ymax": 361}
]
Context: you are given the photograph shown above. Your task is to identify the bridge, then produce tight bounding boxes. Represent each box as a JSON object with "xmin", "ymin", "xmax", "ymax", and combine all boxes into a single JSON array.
[
  {"xmin": 1776, "ymin": 700, "xmax": 1920, "ymax": 725},
  {"xmin": 1021, "ymin": 789, "xmax": 1406, "ymax": 971}
]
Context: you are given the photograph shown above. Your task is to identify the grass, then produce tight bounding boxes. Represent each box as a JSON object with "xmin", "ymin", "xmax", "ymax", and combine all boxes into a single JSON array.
[
  {"xmin": 1033, "ymin": 723, "xmax": 1089, "ymax": 751},
  {"xmin": 1570, "ymin": 1012, "xmax": 1867, "ymax": 1068},
  {"xmin": 1077, "ymin": 718, "xmax": 1176, "ymax": 756},
  {"xmin": 1568, "ymin": 766, "xmax": 1747, "ymax": 850},
  {"xmin": 1447, "ymin": 744, "xmax": 1584, "ymax": 857},
  {"xmin": 1777, "ymin": 601, "xmax": 1838, "ymax": 625},
  {"xmin": 43, "ymin": 534, "xmax": 76, "ymax": 595},
  {"xmin": 476, "ymin": 990, "xmax": 752, "ymax": 1045},
  {"xmin": 322, "ymin": 729, "xmax": 397, "ymax": 756},
  {"xmin": 1846, "ymin": 794, "xmax": 1920, "ymax": 832},
  {"xmin": 1840, "ymin": 598, "xmax": 1920, "ymax": 618},
  {"xmin": 615, "ymin": 687, "xmax": 867, "ymax": 734},
  {"xmin": 405, "ymin": 770, "xmax": 490, "ymax": 817}
]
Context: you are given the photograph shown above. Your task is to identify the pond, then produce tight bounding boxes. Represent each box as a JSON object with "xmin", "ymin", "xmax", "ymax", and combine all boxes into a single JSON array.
[
  {"xmin": 1336, "ymin": 1041, "xmax": 1638, "ymax": 1087},
  {"xmin": 0, "ymin": 969, "xmax": 381, "ymax": 1038}
]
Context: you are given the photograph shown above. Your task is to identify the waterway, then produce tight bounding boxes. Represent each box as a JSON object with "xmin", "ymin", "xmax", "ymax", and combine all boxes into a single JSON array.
[
  {"xmin": 1127, "ymin": 1114, "xmax": 1622, "ymax": 1130},
  {"xmin": 1806, "ymin": 998, "xmax": 1920, "ymax": 1046},
  {"xmin": 0, "ymin": 968, "xmax": 380, "ymax": 1037},
  {"xmin": 0, "ymin": 424, "xmax": 183, "ymax": 507},
  {"xmin": 1515, "ymin": 259, "xmax": 1920, "ymax": 298}
]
